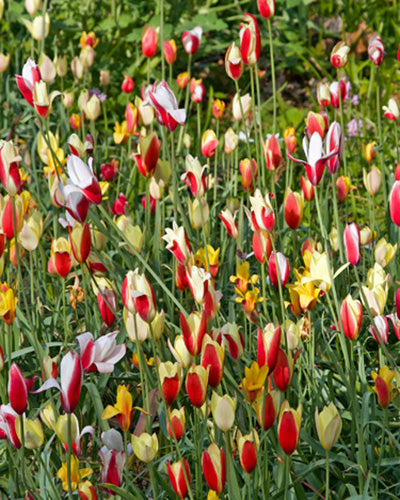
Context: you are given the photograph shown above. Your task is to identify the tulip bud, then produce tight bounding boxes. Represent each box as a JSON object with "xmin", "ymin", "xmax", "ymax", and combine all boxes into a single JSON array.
[
  {"xmin": 363, "ymin": 167, "xmax": 381, "ymax": 195},
  {"xmin": 181, "ymin": 26, "xmax": 202, "ymax": 55},
  {"xmin": 344, "ymin": 223, "xmax": 361, "ymax": 266},
  {"xmin": 278, "ymin": 400, "xmax": 302, "ymax": 455},
  {"xmin": 54, "ymin": 54, "xmax": 68, "ymax": 77},
  {"xmin": 142, "ymin": 25, "xmax": 159, "ymax": 58},
  {"xmin": 305, "ymin": 111, "xmax": 326, "ymax": 138},
  {"xmin": 239, "ymin": 158, "xmax": 257, "ymax": 191},
  {"xmin": 164, "ymin": 39, "xmax": 177, "ymax": 65},
  {"xmin": 257, "ymin": 324, "xmax": 281, "ymax": 371},
  {"xmin": 383, "ymin": 98, "xmax": 399, "ymax": 121},
  {"xmin": 8, "ymin": 363, "xmax": 28, "ymax": 415},
  {"xmin": 257, "ymin": 0, "xmax": 275, "ymax": 19},
  {"xmin": 239, "ymin": 14, "xmax": 260, "ymax": 66},
  {"xmin": 62, "ymin": 91, "xmax": 74, "ymax": 108},
  {"xmin": 23, "ymin": 13, "xmax": 50, "ymax": 41},
  {"xmin": 69, "ymin": 222, "xmax": 91, "ymax": 264},
  {"xmin": 189, "ymin": 198, "xmax": 209, "ymax": 229},
  {"xmin": 284, "ymin": 127, "xmax": 297, "ymax": 154},
  {"xmin": 300, "ymin": 175, "xmax": 314, "ymax": 201},
  {"xmin": 50, "ymin": 237, "xmax": 72, "ymax": 278},
  {"xmin": 176, "ymin": 72, "xmax": 189, "ymax": 89},
  {"xmin": 121, "ymin": 75, "xmax": 134, "ymax": 93},
  {"xmin": 201, "ymin": 335, "xmax": 225, "ymax": 388},
  {"xmin": 232, "ymin": 92, "xmax": 252, "ymax": 121},
  {"xmin": 167, "ymin": 408, "xmax": 185, "ymax": 441},
  {"xmin": 390, "ymin": 180, "xmax": 400, "ymax": 226},
  {"xmin": 224, "ymin": 127, "xmax": 239, "ymax": 154},
  {"xmin": 210, "ymin": 392, "xmax": 236, "ymax": 431},
  {"xmin": 268, "ymin": 251, "xmax": 290, "ymax": 289},
  {"xmin": 159, "ymin": 361, "xmax": 182, "ymax": 405},
  {"xmin": 39, "ymin": 53, "xmax": 56, "ymax": 83},
  {"xmin": 237, "ymin": 430, "xmax": 259, "ymax": 473},
  {"xmin": 202, "ymin": 443, "xmax": 226, "ymax": 495},
  {"xmin": 284, "ymin": 187, "xmax": 304, "ymax": 230},
  {"xmin": 371, "ymin": 366, "xmax": 395, "ymax": 409},
  {"xmin": 225, "ymin": 43, "xmax": 243, "ymax": 81},
  {"xmin": 122, "ymin": 269, "xmax": 156, "ymax": 322},
  {"xmin": 364, "ymin": 142, "xmax": 376, "ymax": 163},
  {"xmin": 315, "ymin": 402, "xmax": 342, "ymax": 450},
  {"xmin": 85, "ymin": 95, "xmax": 101, "ymax": 121},
  {"xmin": 374, "ymin": 238, "xmax": 397, "ymax": 268},
  {"xmin": 212, "ymin": 99, "xmax": 225, "ymax": 120},
  {"xmin": 264, "ymin": 135, "xmax": 281, "ymax": 170},
  {"xmin": 368, "ymin": 32, "xmax": 384, "ymax": 66},
  {"xmin": 340, "ymin": 294, "xmax": 363, "ymax": 341},
  {"xmin": 201, "ymin": 130, "xmax": 219, "ymax": 158},
  {"xmin": 369, "ymin": 315, "xmax": 389, "ymax": 345},
  {"xmin": 330, "ymin": 41, "xmax": 350, "ymax": 68},
  {"xmin": 25, "ymin": 0, "xmax": 42, "ymax": 15},
  {"xmin": 336, "ymin": 175, "xmax": 350, "ymax": 202},
  {"xmin": 253, "ymin": 230, "xmax": 272, "ymax": 264},
  {"xmin": 253, "ymin": 389, "xmax": 280, "ymax": 431},
  {"xmin": 317, "ymin": 82, "xmax": 330, "ymax": 107},
  {"xmin": 167, "ymin": 458, "xmax": 191, "ymax": 499},
  {"xmin": 100, "ymin": 69, "xmax": 110, "ymax": 86}
]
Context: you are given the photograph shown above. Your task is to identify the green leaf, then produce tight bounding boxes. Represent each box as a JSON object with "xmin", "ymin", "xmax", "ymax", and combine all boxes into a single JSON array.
[{"xmin": 85, "ymin": 382, "xmax": 109, "ymax": 431}]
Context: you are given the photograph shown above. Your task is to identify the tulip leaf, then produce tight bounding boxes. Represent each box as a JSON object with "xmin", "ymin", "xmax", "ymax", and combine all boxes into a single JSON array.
[
  {"xmin": 85, "ymin": 382, "xmax": 109, "ymax": 431},
  {"xmin": 99, "ymin": 483, "xmax": 144, "ymax": 499},
  {"xmin": 333, "ymin": 261, "xmax": 351, "ymax": 279}
]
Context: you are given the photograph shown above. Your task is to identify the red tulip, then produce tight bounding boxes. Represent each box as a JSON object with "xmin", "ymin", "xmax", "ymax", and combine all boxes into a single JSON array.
[
  {"xmin": 225, "ymin": 43, "xmax": 244, "ymax": 81},
  {"xmin": 284, "ymin": 188, "xmax": 304, "ymax": 230},
  {"xmin": 180, "ymin": 310, "xmax": 207, "ymax": 357},
  {"xmin": 340, "ymin": 294, "xmax": 363, "ymax": 341},
  {"xmin": 0, "ymin": 141, "xmax": 22, "ymax": 196},
  {"xmin": 253, "ymin": 230, "xmax": 272, "ymax": 264},
  {"xmin": 16, "ymin": 57, "xmax": 41, "ymax": 106},
  {"xmin": 121, "ymin": 75, "xmax": 134, "ymax": 93},
  {"xmin": 237, "ymin": 430, "xmax": 259, "ymax": 473},
  {"xmin": 202, "ymin": 443, "xmax": 226, "ymax": 495},
  {"xmin": 368, "ymin": 32, "xmax": 384, "ymax": 66},
  {"xmin": 185, "ymin": 365, "xmax": 208, "ymax": 408},
  {"xmin": 8, "ymin": 363, "xmax": 28, "ymax": 415},
  {"xmin": 142, "ymin": 25, "xmax": 159, "ymax": 58},
  {"xmin": 390, "ymin": 181, "xmax": 400, "ymax": 226},
  {"xmin": 69, "ymin": 222, "xmax": 91, "ymax": 264},
  {"xmin": 240, "ymin": 14, "xmax": 260, "ymax": 66},
  {"xmin": 97, "ymin": 286, "xmax": 117, "ymax": 327},
  {"xmin": 257, "ymin": 0, "xmax": 275, "ymax": 18},
  {"xmin": 201, "ymin": 335, "xmax": 224, "ymax": 388},
  {"xmin": 344, "ymin": 223, "xmax": 361, "ymax": 266},
  {"xmin": 268, "ymin": 251, "xmax": 290, "ymax": 289},
  {"xmin": 167, "ymin": 458, "xmax": 191, "ymax": 499},
  {"xmin": 182, "ymin": 26, "xmax": 202, "ymax": 55},
  {"xmin": 148, "ymin": 81, "xmax": 186, "ymax": 132},
  {"xmin": 278, "ymin": 401, "xmax": 302, "ymax": 455},
  {"xmin": 257, "ymin": 324, "xmax": 281, "ymax": 371},
  {"xmin": 369, "ymin": 315, "xmax": 389, "ymax": 345},
  {"xmin": 264, "ymin": 135, "xmax": 281, "ymax": 170}
]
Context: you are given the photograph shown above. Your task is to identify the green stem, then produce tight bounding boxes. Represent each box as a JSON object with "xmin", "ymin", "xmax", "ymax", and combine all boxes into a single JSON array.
[
  {"xmin": 283, "ymin": 454, "xmax": 290, "ymax": 499},
  {"xmin": 19, "ymin": 415, "xmax": 26, "ymax": 488},
  {"xmin": 325, "ymin": 450, "xmax": 330, "ymax": 500},
  {"xmin": 66, "ymin": 413, "xmax": 73, "ymax": 500},
  {"xmin": 332, "ymin": 172, "xmax": 345, "ymax": 263},
  {"xmin": 124, "ymin": 430, "xmax": 130, "ymax": 487},
  {"xmin": 267, "ymin": 19, "xmax": 277, "ymax": 135},
  {"xmin": 376, "ymin": 67, "xmax": 388, "ymax": 219}
]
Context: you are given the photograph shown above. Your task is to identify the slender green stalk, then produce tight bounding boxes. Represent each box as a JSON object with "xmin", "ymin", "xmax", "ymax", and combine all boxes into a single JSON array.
[
  {"xmin": 283, "ymin": 454, "xmax": 290, "ymax": 499},
  {"xmin": 332, "ymin": 172, "xmax": 345, "ymax": 263},
  {"xmin": 376, "ymin": 67, "xmax": 388, "ymax": 217},
  {"xmin": 159, "ymin": 0, "xmax": 165, "ymax": 82},
  {"xmin": 19, "ymin": 415, "xmax": 26, "ymax": 488},
  {"xmin": 176, "ymin": 54, "xmax": 192, "ymax": 153},
  {"xmin": 325, "ymin": 450, "xmax": 330, "ymax": 500},
  {"xmin": 66, "ymin": 413, "xmax": 74, "ymax": 500},
  {"xmin": 123, "ymin": 430, "xmax": 130, "ymax": 487},
  {"xmin": 267, "ymin": 19, "xmax": 277, "ymax": 135}
]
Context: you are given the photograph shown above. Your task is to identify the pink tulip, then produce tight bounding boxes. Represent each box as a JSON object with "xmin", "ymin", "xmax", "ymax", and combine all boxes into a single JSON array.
[
  {"xmin": 268, "ymin": 251, "xmax": 290, "ymax": 289},
  {"xmin": 389, "ymin": 181, "xmax": 400, "ymax": 226},
  {"xmin": 325, "ymin": 122, "xmax": 344, "ymax": 174},
  {"xmin": 8, "ymin": 363, "xmax": 28, "ymax": 415}
]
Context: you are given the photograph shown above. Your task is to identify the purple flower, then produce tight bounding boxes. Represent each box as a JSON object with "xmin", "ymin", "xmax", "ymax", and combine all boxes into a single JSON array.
[
  {"xmin": 347, "ymin": 118, "xmax": 363, "ymax": 138},
  {"xmin": 89, "ymin": 88, "xmax": 107, "ymax": 103},
  {"xmin": 351, "ymin": 94, "xmax": 359, "ymax": 106}
]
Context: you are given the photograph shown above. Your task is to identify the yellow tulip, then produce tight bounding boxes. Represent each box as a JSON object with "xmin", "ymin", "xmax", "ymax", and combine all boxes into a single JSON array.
[{"xmin": 315, "ymin": 402, "xmax": 342, "ymax": 450}]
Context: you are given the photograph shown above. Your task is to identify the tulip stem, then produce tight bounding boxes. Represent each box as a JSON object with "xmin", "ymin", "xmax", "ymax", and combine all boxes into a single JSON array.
[
  {"xmin": 394, "ymin": 122, "xmax": 400, "ymax": 163},
  {"xmin": 375, "ymin": 67, "xmax": 388, "ymax": 220},
  {"xmin": 332, "ymin": 172, "xmax": 345, "ymax": 263},
  {"xmin": 325, "ymin": 450, "xmax": 330, "ymax": 500},
  {"xmin": 283, "ymin": 454, "xmax": 290, "ymax": 499},
  {"xmin": 249, "ymin": 67, "xmax": 261, "ymax": 185},
  {"xmin": 123, "ymin": 430, "xmax": 130, "ymax": 487},
  {"xmin": 159, "ymin": 0, "xmax": 165, "ymax": 83},
  {"xmin": 247, "ymin": 473, "xmax": 252, "ymax": 500},
  {"xmin": 66, "ymin": 413, "xmax": 73, "ymax": 500},
  {"xmin": 375, "ymin": 409, "xmax": 387, "ymax": 497},
  {"xmin": 134, "ymin": 315, "xmax": 151, "ymax": 433},
  {"xmin": 233, "ymin": 80, "xmax": 253, "ymax": 161},
  {"xmin": 19, "ymin": 415, "xmax": 26, "ymax": 488}
]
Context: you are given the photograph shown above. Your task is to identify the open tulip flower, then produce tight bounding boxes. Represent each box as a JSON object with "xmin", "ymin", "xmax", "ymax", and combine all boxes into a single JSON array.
[
  {"xmin": 148, "ymin": 80, "xmax": 186, "ymax": 132},
  {"xmin": 242, "ymin": 361, "xmax": 268, "ymax": 403},
  {"xmin": 77, "ymin": 331, "xmax": 126, "ymax": 373},
  {"xmin": 101, "ymin": 385, "xmax": 134, "ymax": 431},
  {"xmin": 16, "ymin": 57, "xmax": 41, "ymax": 106},
  {"xmin": 57, "ymin": 455, "xmax": 93, "ymax": 492},
  {"xmin": 287, "ymin": 132, "xmax": 338, "ymax": 186}
]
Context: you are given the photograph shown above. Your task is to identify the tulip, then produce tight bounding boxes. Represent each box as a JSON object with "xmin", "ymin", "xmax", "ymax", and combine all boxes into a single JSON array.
[
  {"xmin": 68, "ymin": 222, "xmax": 91, "ymax": 264},
  {"xmin": 340, "ymin": 294, "xmax": 363, "ymax": 341},
  {"xmin": 336, "ymin": 176, "xmax": 350, "ymax": 202},
  {"xmin": 287, "ymin": 132, "xmax": 338, "ymax": 186},
  {"xmin": 39, "ymin": 53, "xmax": 56, "ymax": 83},
  {"xmin": 325, "ymin": 121, "xmax": 343, "ymax": 174},
  {"xmin": 22, "ymin": 13, "xmax": 50, "ymax": 41},
  {"xmin": 50, "ymin": 237, "xmax": 72, "ymax": 278},
  {"xmin": 368, "ymin": 32, "xmax": 384, "ymax": 65},
  {"xmin": 371, "ymin": 366, "xmax": 395, "ymax": 409},
  {"xmin": 329, "ymin": 80, "xmax": 347, "ymax": 108},
  {"xmin": 33, "ymin": 80, "xmax": 60, "ymax": 118},
  {"xmin": 202, "ymin": 443, "xmax": 226, "ymax": 495},
  {"xmin": 201, "ymin": 335, "xmax": 225, "ymax": 388},
  {"xmin": 224, "ymin": 127, "xmax": 239, "ymax": 153},
  {"xmin": 142, "ymin": 25, "xmax": 159, "ymax": 58},
  {"xmin": 219, "ymin": 323, "xmax": 244, "ymax": 361},
  {"xmin": 164, "ymin": 39, "xmax": 177, "ymax": 65},
  {"xmin": 132, "ymin": 432, "xmax": 158, "ymax": 462},
  {"xmin": 0, "ymin": 140, "xmax": 22, "ymax": 196},
  {"xmin": 190, "ymin": 78, "xmax": 205, "ymax": 103},
  {"xmin": 70, "ymin": 113, "xmax": 81, "ymax": 130},
  {"xmin": 57, "ymin": 456, "xmax": 93, "ymax": 492},
  {"xmin": 363, "ymin": 166, "xmax": 381, "ymax": 196},
  {"xmin": 284, "ymin": 187, "xmax": 304, "ymax": 230},
  {"xmin": 116, "ymin": 216, "xmax": 144, "ymax": 253},
  {"xmin": 305, "ymin": 111, "xmax": 326, "ymax": 139},
  {"xmin": 240, "ymin": 14, "xmax": 260, "ymax": 66},
  {"xmin": 0, "ymin": 404, "xmax": 21, "ymax": 448},
  {"xmin": 167, "ymin": 407, "xmax": 185, "ymax": 441},
  {"xmin": 239, "ymin": 158, "xmax": 257, "ymax": 191},
  {"xmin": 212, "ymin": 99, "xmax": 225, "ymax": 120},
  {"xmin": 99, "ymin": 431, "xmax": 125, "ymax": 490},
  {"xmin": 101, "ymin": 385, "xmax": 133, "ymax": 431},
  {"xmin": 253, "ymin": 230, "xmax": 272, "ymax": 264},
  {"xmin": 257, "ymin": 0, "xmax": 275, "ymax": 18},
  {"xmin": 300, "ymin": 175, "xmax": 314, "ymax": 201},
  {"xmin": 390, "ymin": 180, "xmax": 400, "ymax": 226},
  {"xmin": 330, "ymin": 41, "xmax": 350, "ymax": 68},
  {"xmin": 148, "ymin": 80, "xmax": 186, "ymax": 132},
  {"xmin": 188, "ymin": 198, "xmax": 209, "ymax": 229},
  {"xmin": 25, "ymin": 0, "xmax": 42, "ymax": 15},
  {"xmin": 284, "ymin": 127, "xmax": 297, "ymax": 154},
  {"xmin": 201, "ymin": 130, "xmax": 219, "ymax": 158},
  {"xmin": 383, "ymin": 98, "xmax": 399, "ymax": 120},
  {"xmin": 315, "ymin": 402, "xmax": 342, "ymax": 450},
  {"xmin": 374, "ymin": 238, "xmax": 397, "ymax": 268},
  {"xmin": 96, "ymin": 281, "xmax": 117, "ymax": 327},
  {"xmin": 232, "ymin": 92, "xmax": 252, "ymax": 121},
  {"xmin": 225, "ymin": 43, "xmax": 243, "ymax": 81},
  {"xmin": 125, "ymin": 102, "xmax": 138, "ymax": 134},
  {"xmin": 344, "ymin": 223, "xmax": 361, "ymax": 266},
  {"xmin": 78, "ymin": 481, "xmax": 98, "ymax": 500},
  {"xmin": 268, "ymin": 251, "xmax": 290, "ymax": 289},
  {"xmin": 364, "ymin": 141, "xmax": 376, "ymax": 163},
  {"xmin": 77, "ymin": 330, "xmax": 125, "ymax": 373},
  {"xmin": 369, "ymin": 315, "xmax": 389, "ymax": 345},
  {"xmin": 163, "ymin": 221, "xmax": 192, "ymax": 264},
  {"xmin": 182, "ymin": 26, "xmax": 202, "ymax": 54},
  {"xmin": 54, "ymin": 54, "xmax": 67, "ymax": 77},
  {"xmin": 67, "ymin": 154, "xmax": 102, "ymax": 205},
  {"xmin": 16, "ymin": 417, "xmax": 44, "ymax": 449},
  {"xmin": 8, "ymin": 363, "xmax": 28, "ymax": 415},
  {"xmin": 278, "ymin": 400, "xmax": 302, "ymax": 455},
  {"xmin": 264, "ymin": 135, "xmax": 281, "ymax": 170},
  {"xmin": 0, "ymin": 283, "xmax": 17, "ymax": 325},
  {"xmin": 176, "ymin": 71, "xmax": 190, "ymax": 89},
  {"xmin": 317, "ymin": 82, "xmax": 330, "ymax": 107},
  {"xmin": 134, "ymin": 133, "xmax": 160, "ymax": 178},
  {"xmin": 181, "ymin": 155, "xmax": 208, "ymax": 199},
  {"xmin": 237, "ymin": 430, "xmax": 259, "ymax": 473},
  {"xmin": 242, "ymin": 361, "xmax": 268, "ymax": 403},
  {"xmin": 257, "ymin": 324, "xmax": 281, "ymax": 371},
  {"xmin": 35, "ymin": 351, "xmax": 82, "ymax": 414},
  {"xmin": 71, "ymin": 56, "xmax": 84, "ymax": 79},
  {"xmin": 211, "ymin": 392, "xmax": 236, "ymax": 431},
  {"xmin": 360, "ymin": 226, "xmax": 374, "ymax": 246},
  {"xmin": 16, "ymin": 57, "xmax": 41, "ymax": 107},
  {"xmin": 159, "ymin": 361, "xmax": 182, "ymax": 405},
  {"xmin": 167, "ymin": 458, "xmax": 191, "ymax": 499},
  {"xmin": 180, "ymin": 310, "xmax": 207, "ymax": 357},
  {"xmin": 100, "ymin": 161, "xmax": 118, "ymax": 181},
  {"xmin": 273, "ymin": 348, "xmax": 298, "ymax": 392},
  {"xmin": 122, "ymin": 269, "xmax": 156, "ymax": 323},
  {"xmin": 121, "ymin": 75, "xmax": 134, "ymax": 93},
  {"xmin": 253, "ymin": 389, "xmax": 280, "ymax": 431},
  {"xmin": 168, "ymin": 334, "xmax": 194, "ymax": 368}
]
